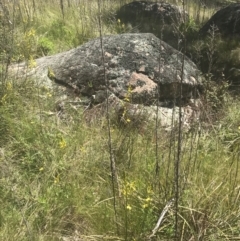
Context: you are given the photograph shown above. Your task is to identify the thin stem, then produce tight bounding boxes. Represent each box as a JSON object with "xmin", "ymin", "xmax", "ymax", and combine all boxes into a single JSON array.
[
  {"xmin": 174, "ymin": 0, "xmax": 186, "ymax": 239},
  {"xmin": 97, "ymin": 0, "xmax": 119, "ymax": 234}
]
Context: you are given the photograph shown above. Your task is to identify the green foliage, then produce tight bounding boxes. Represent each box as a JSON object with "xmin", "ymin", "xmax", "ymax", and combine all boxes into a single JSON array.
[
  {"xmin": 183, "ymin": 17, "xmax": 199, "ymax": 40},
  {"xmin": 1, "ymin": 0, "xmax": 240, "ymax": 240},
  {"xmin": 48, "ymin": 19, "xmax": 74, "ymax": 43},
  {"xmin": 114, "ymin": 19, "xmax": 127, "ymax": 34},
  {"xmin": 218, "ymin": 98, "xmax": 240, "ymax": 152},
  {"xmin": 37, "ymin": 37, "xmax": 54, "ymax": 56},
  {"xmin": 202, "ymin": 75, "xmax": 229, "ymax": 111},
  {"xmin": 1, "ymin": 76, "xmax": 240, "ymax": 240},
  {"xmin": 8, "ymin": 27, "xmax": 38, "ymax": 68},
  {"xmin": 47, "ymin": 67, "xmax": 55, "ymax": 80},
  {"xmin": 222, "ymin": 127, "xmax": 240, "ymax": 152}
]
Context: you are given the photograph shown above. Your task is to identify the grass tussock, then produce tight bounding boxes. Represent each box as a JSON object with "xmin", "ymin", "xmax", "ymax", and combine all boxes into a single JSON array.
[
  {"xmin": 1, "ymin": 0, "xmax": 240, "ymax": 240},
  {"xmin": 1, "ymin": 77, "xmax": 240, "ymax": 240}
]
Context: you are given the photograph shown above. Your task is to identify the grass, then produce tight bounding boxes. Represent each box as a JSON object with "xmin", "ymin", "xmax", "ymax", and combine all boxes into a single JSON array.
[
  {"xmin": 0, "ymin": 0, "xmax": 224, "ymax": 61},
  {"xmin": 1, "ymin": 0, "xmax": 240, "ymax": 240},
  {"xmin": 1, "ymin": 79, "xmax": 240, "ymax": 240}
]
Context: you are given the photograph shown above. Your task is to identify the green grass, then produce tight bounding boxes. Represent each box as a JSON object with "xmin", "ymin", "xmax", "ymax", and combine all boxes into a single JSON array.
[
  {"xmin": 1, "ymin": 0, "xmax": 240, "ymax": 240},
  {"xmin": 1, "ymin": 0, "xmax": 224, "ymax": 62},
  {"xmin": 1, "ymin": 76, "xmax": 240, "ymax": 240}
]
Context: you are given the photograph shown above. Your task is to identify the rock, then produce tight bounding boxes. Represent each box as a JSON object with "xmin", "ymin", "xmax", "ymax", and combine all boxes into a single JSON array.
[
  {"xmin": 116, "ymin": 1, "xmax": 188, "ymax": 48},
  {"xmin": 228, "ymin": 66, "xmax": 240, "ymax": 88},
  {"xmin": 199, "ymin": 3, "xmax": 240, "ymax": 37},
  {"xmin": 9, "ymin": 33, "xmax": 203, "ymax": 129},
  {"xmin": 10, "ymin": 33, "xmax": 203, "ymax": 104},
  {"xmin": 197, "ymin": 3, "xmax": 240, "ymax": 87},
  {"xmin": 84, "ymin": 94, "xmax": 201, "ymax": 131}
]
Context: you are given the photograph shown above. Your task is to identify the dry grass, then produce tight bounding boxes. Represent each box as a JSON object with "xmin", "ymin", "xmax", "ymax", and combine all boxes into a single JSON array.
[{"xmin": 1, "ymin": 0, "xmax": 240, "ymax": 240}]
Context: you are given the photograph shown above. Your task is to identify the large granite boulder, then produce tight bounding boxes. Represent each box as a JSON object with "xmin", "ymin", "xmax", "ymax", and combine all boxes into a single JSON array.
[
  {"xmin": 199, "ymin": 3, "xmax": 240, "ymax": 37},
  {"xmin": 116, "ymin": 1, "xmax": 188, "ymax": 48},
  {"xmin": 198, "ymin": 3, "xmax": 240, "ymax": 87},
  {"xmin": 9, "ymin": 33, "xmax": 203, "ymax": 129}
]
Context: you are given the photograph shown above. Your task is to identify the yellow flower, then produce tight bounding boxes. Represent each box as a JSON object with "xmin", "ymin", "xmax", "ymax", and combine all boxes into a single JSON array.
[
  {"xmin": 54, "ymin": 174, "xmax": 60, "ymax": 184},
  {"xmin": 59, "ymin": 139, "xmax": 67, "ymax": 149},
  {"xmin": 39, "ymin": 167, "xmax": 44, "ymax": 171},
  {"xmin": 6, "ymin": 82, "xmax": 12, "ymax": 91},
  {"xmin": 142, "ymin": 197, "xmax": 152, "ymax": 208},
  {"xmin": 147, "ymin": 186, "xmax": 154, "ymax": 195},
  {"xmin": 145, "ymin": 197, "xmax": 152, "ymax": 202},
  {"xmin": 121, "ymin": 181, "xmax": 136, "ymax": 196},
  {"xmin": 142, "ymin": 197, "xmax": 152, "ymax": 209},
  {"xmin": 127, "ymin": 85, "xmax": 132, "ymax": 93},
  {"xmin": 48, "ymin": 67, "xmax": 55, "ymax": 80},
  {"xmin": 129, "ymin": 181, "xmax": 136, "ymax": 191},
  {"xmin": 80, "ymin": 146, "xmax": 86, "ymax": 153},
  {"xmin": 1, "ymin": 94, "xmax": 7, "ymax": 104},
  {"xmin": 47, "ymin": 92, "xmax": 52, "ymax": 97},
  {"xmin": 25, "ymin": 28, "xmax": 35, "ymax": 37},
  {"xmin": 28, "ymin": 56, "xmax": 37, "ymax": 68},
  {"xmin": 126, "ymin": 204, "xmax": 132, "ymax": 210}
]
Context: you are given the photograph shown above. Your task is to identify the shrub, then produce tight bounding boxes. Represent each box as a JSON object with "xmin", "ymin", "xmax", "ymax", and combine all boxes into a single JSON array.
[{"xmin": 37, "ymin": 36, "xmax": 54, "ymax": 56}]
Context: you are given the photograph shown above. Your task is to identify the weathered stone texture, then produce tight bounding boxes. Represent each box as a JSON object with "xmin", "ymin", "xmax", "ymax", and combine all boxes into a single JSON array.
[{"xmin": 9, "ymin": 33, "xmax": 203, "ymax": 129}]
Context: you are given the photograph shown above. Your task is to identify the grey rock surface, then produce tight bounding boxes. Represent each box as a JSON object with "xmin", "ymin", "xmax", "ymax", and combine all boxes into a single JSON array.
[
  {"xmin": 84, "ymin": 94, "xmax": 201, "ymax": 131},
  {"xmin": 9, "ymin": 33, "xmax": 203, "ymax": 129},
  {"xmin": 10, "ymin": 33, "xmax": 202, "ymax": 103},
  {"xmin": 199, "ymin": 3, "xmax": 240, "ymax": 37},
  {"xmin": 116, "ymin": 1, "xmax": 188, "ymax": 48}
]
